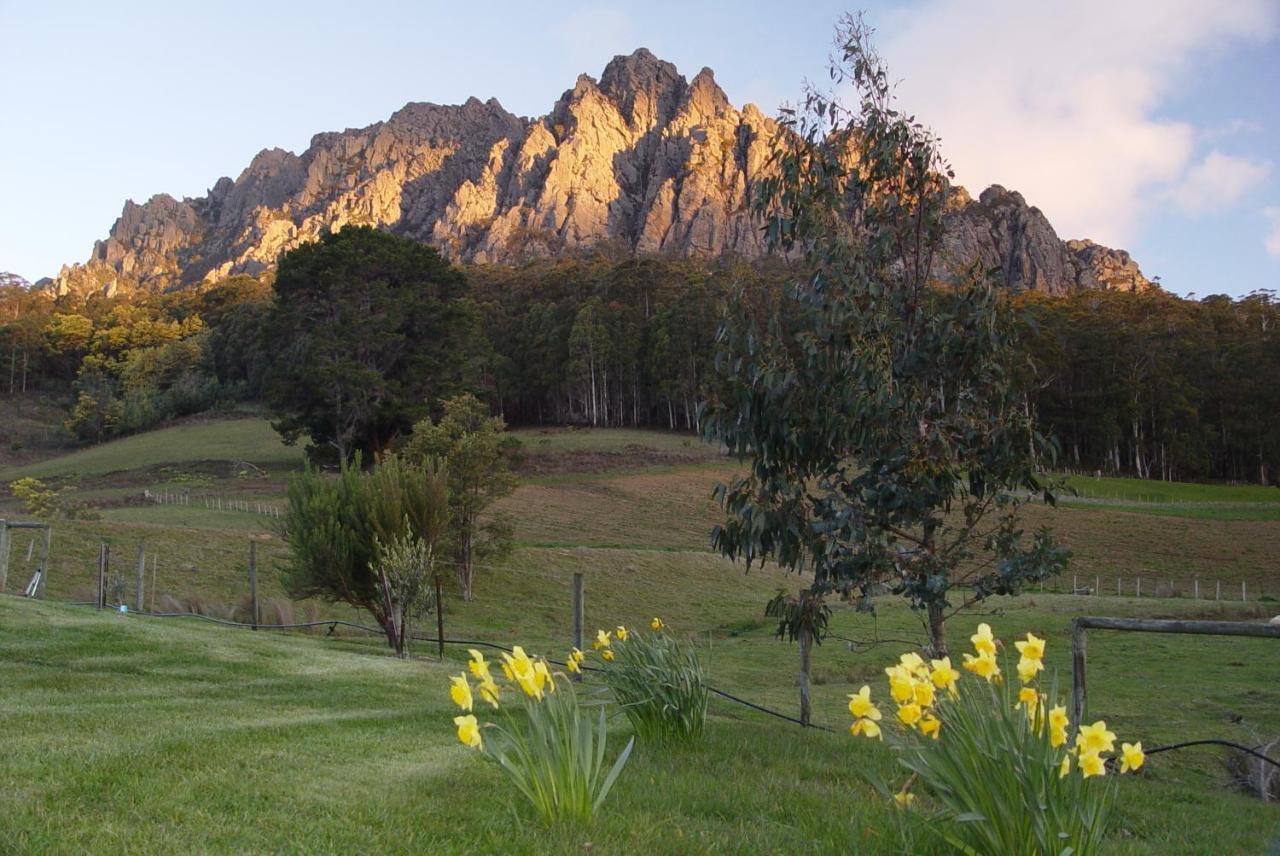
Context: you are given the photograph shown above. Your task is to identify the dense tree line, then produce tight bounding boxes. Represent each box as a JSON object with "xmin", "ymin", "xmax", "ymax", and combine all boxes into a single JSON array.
[
  {"xmin": 1018, "ymin": 288, "xmax": 1279, "ymax": 485},
  {"xmin": 3, "ymin": 245, "xmax": 1275, "ymax": 485}
]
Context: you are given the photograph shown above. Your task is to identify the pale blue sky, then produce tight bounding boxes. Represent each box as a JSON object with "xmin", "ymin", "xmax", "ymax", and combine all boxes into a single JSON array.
[{"xmin": 2, "ymin": 1, "xmax": 1277, "ymax": 297}]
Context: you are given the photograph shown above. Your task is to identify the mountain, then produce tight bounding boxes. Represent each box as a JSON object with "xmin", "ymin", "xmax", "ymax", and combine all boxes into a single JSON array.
[
  {"xmin": 0, "ymin": 272, "xmax": 32, "ymax": 289},
  {"xmin": 51, "ymin": 49, "xmax": 1151, "ymax": 298}
]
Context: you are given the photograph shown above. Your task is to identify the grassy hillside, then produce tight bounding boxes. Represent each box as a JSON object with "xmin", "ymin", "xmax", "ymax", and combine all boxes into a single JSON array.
[
  {"xmin": 3, "ymin": 595, "xmax": 1277, "ymax": 854},
  {"xmin": 2, "ymin": 418, "xmax": 1279, "ymax": 851}
]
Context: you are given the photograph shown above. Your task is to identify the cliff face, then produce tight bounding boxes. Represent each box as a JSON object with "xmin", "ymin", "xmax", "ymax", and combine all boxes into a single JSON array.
[{"xmin": 52, "ymin": 49, "xmax": 1150, "ymax": 298}]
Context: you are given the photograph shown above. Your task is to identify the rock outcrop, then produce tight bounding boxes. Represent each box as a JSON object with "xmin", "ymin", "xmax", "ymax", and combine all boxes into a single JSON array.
[{"xmin": 51, "ymin": 49, "xmax": 1151, "ymax": 297}]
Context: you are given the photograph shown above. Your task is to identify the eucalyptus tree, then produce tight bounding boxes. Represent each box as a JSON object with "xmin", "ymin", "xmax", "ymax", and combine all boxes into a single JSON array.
[{"xmin": 702, "ymin": 16, "xmax": 1067, "ymax": 656}]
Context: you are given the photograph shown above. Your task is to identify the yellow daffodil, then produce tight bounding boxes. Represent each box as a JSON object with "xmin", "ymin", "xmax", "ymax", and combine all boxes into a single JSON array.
[
  {"xmin": 1078, "ymin": 749, "xmax": 1106, "ymax": 778},
  {"xmin": 1075, "ymin": 720, "xmax": 1117, "ymax": 755},
  {"xmin": 502, "ymin": 647, "xmax": 544, "ymax": 700},
  {"xmin": 971, "ymin": 623, "xmax": 997, "ymax": 656},
  {"xmin": 602, "ymin": 649, "xmax": 615, "ymax": 661},
  {"xmin": 467, "ymin": 649, "xmax": 492, "ymax": 682},
  {"xmin": 1014, "ymin": 632, "xmax": 1045, "ymax": 662},
  {"xmin": 850, "ymin": 717, "xmax": 883, "ymax": 739},
  {"xmin": 962, "ymin": 651, "xmax": 1000, "ymax": 682},
  {"xmin": 899, "ymin": 651, "xmax": 927, "ymax": 677},
  {"xmin": 454, "ymin": 714, "xmax": 482, "ymax": 749},
  {"xmin": 449, "ymin": 674, "xmax": 473, "ymax": 711},
  {"xmin": 893, "ymin": 789, "xmax": 916, "ymax": 808},
  {"xmin": 913, "ymin": 680, "xmax": 936, "ymax": 708},
  {"xmin": 1018, "ymin": 686, "xmax": 1040, "ymax": 715},
  {"xmin": 615, "ymin": 625, "xmax": 629, "ymax": 641},
  {"xmin": 1017, "ymin": 656, "xmax": 1043, "ymax": 683},
  {"xmin": 848, "ymin": 685, "xmax": 882, "ymax": 721},
  {"xmin": 477, "ymin": 678, "xmax": 500, "ymax": 708},
  {"xmin": 1120, "ymin": 742, "xmax": 1145, "ymax": 773},
  {"xmin": 650, "ymin": 617, "xmax": 664, "ymax": 631},
  {"xmin": 594, "ymin": 629, "xmax": 611, "ymax": 650},
  {"xmin": 534, "ymin": 659, "xmax": 555, "ymax": 694},
  {"xmin": 919, "ymin": 714, "xmax": 941, "ymax": 740},
  {"xmin": 886, "ymin": 665, "xmax": 916, "ymax": 704},
  {"xmin": 897, "ymin": 703, "xmax": 923, "ymax": 727},
  {"xmin": 1048, "ymin": 705, "xmax": 1069, "ymax": 748},
  {"xmin": 566, "ymin": 655, "xmax": 581, "ymax": 674},
  {"xmin": 929, "ymin": 657, "xmax": 960, "ymax": 694},
  {"xmin": 1059, "ymin": 754, "xmax": 1071, "ymax": 778}
]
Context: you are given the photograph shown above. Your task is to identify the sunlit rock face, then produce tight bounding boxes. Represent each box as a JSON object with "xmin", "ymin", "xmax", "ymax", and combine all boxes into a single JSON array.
[{"xmin": 52, "ymin": 49, "xmax": 1151, "ymax": 297}]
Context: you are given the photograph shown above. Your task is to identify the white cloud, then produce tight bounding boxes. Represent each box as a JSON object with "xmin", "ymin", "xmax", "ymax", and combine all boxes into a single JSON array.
[
  {"xmin": 875, "ymin": 0, "xmax": 1279, "ymax": 246},
  {"xmin": 1169, "ymin": 151, "xmax": 1271, "ymax": 215},
  {"xmin": 1264, "ymin": 207, "xmax": 1280, "ymax": 259}
]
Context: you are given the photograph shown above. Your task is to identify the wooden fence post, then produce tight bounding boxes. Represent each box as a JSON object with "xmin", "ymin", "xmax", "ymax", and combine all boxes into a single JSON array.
[
  {"xmin": 1136, "ymin": 577, "xmax": 1141, "ymax": 598},
  {"xmin": 135, "ymin": 540, "xmax": 146, "ymax": 612},
  {"xmin": 97, "ymin": 543, "xmax": 109, "ymax": 609},
  {"xmin": 571, "ymin": 573, "xmax": 584, "ymax": 681},
  {"xmin": 1194, "ymin": 578, "xmax": 1199, "ymax": 599},
  {"xmin": 37, "ymin": 525, "xmax": 50, "ymax": 598},
  {"xmin": 0, "ymin": 520, "xmax": 9, "ymax": 594},
  {"xmin": 434, "ymin": 575, "xmax": 445, "ymax": 660},
  {"xmin": 1216, "ymin": 580, "xmax": 1222, "ymax": 600},
  {"xmin": 248, "ymin": 541, "xmax": 258, "ymax": 630},
  {"xmin": 1242, "ymin": 580, "xmax": 1247, "ymax": 602},
  {"xmin": 1071, "ymin": 619, "xmax": 1087, "ymax": 726}
]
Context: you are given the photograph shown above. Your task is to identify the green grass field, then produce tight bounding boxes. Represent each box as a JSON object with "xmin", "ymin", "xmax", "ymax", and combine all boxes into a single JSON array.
[{"xmin": 2, "ymin": 417, "xmax": 1279, "ymax": 852}]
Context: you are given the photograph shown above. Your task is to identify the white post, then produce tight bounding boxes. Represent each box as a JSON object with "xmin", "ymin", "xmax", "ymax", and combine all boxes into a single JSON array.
[
  {"xmin": 1242, "ymin": 580, "xmax": 1247, "ymax": 602},
  {"xmin": 1136, "ymin": 577, "xmax": 1141, "ymax": 598},
  {"xmin": 1194, "ymin": 579, "xmax": 1199, "ymax": 599}
]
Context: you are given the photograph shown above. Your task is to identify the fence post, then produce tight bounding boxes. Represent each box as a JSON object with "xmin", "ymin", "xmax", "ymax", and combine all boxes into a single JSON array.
[
  {"xmin": 97, "ymin": 543, "xmax": 109, "ymax": 609},
  {"xmin": 248, "ymin": 541, "xmax": 258, "ymax": 630},
  {"xmin": 135, "ymin": 539, "xmax": 146, "ymax": 612},
  {"xmin": 36, "ymin": 525, "xmax": 50, "ymax": 598},
  {"xmin": 1073, "ymin": 575, "xmax": 1078, "ymax": 594},
  {"xmin": 1071, "ymin": 619, "xmax": 1087, "ymax": 726},
  {"xmin": 1116, "ymin": 577, "xmax": 1121, "ymax": 597},
  {"xmin": 571, "ymin": 572, "xmax": 584, "ymax": 681},
  {"xmin": 1194, "ymin": 578, "xmax": 1199, "ymax": 599},
  {"xmin": 1136, "ymin": 577, "xmax": 1141, "ymax": 598},
  {"xmin": 434, "ymin": 575, "xmax": 445, "ymax": 660},
  {"xmin": 1216, "ymin": 580, "xmax": 1222, "ymax": 601},
  {"xmin": 1094, "ymin": 575, "xmax": 1100, "ymax": 596},
  {"xmin": 1242, "ymin": 580, "xmax": 1247, "ymax": 602},
  {"xmin": 0, "ymin": 520, "xmax": 8, "ymax": 594}
]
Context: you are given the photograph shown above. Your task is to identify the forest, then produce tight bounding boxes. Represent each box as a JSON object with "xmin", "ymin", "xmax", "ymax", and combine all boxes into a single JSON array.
[{"xmin": 1, "ymin": 251, "xmax": 1276, "ymax": 485}]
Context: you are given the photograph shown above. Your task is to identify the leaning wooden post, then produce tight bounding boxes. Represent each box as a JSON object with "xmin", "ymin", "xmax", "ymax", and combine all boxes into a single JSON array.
[
  {"xmin": 434, "ymin": 575, "xmax": 445, "ymax": 660},
  {"xmin": 0, "ymin": 519, "xmax": 9, "ymax": 593},
  {"xmin": 248, "ymin": 540, "xmax": 258, "ymax": 630},
  {"xmin": 571, "ymin": 572, "xmax": 584, "ymax": 681},
  {"xmin": 1071, "ymin": 618, "xmax": 1087, "ymax": 727},
  {"xmin": 135, "ymin": 539, "xmax": 146, "ymax": 612}
]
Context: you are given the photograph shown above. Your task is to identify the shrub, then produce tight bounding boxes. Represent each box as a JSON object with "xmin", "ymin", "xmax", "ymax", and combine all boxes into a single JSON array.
[
  {"xmin": 589, "ymin": 619, "xmax": 708, "ymax": 742},
  {"xmin": 446, "ymin": 646, "xmax": 633, "ymax": 825},
  {"xmin": 848, "ymin": 624, "xmax": 1145, "ymax": 854},
  {"xmin": 8, "ymin": 477, "xmax": 58, "ymax": 516}
]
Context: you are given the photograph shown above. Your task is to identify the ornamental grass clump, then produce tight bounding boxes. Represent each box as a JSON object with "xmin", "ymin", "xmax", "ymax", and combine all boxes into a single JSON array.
[
  {"xmin": 588, "ymin": 619, "xmax": 709, "ymax": 742},
  {"xmin": 447, "ymin": 646, "xmax": 633, "ymax": 825},
  {"xmin": 849, "ymin": 623, "xmax": 1145, "ymax": 855}
]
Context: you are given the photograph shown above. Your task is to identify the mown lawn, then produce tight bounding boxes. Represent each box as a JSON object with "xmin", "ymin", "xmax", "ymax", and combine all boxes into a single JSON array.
[
  {"xmin": 3, "ymin": 422, "xmax": 1280, "ymax": 852},
  {"xmin": 2, "ymin": 597, "xmax": 1277, "ymax": 854}
]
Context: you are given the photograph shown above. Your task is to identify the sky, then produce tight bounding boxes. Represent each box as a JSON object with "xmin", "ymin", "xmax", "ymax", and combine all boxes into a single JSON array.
[{"xmin": 1, "ymin": 0, "xmax": 1277, "ymax": 298}]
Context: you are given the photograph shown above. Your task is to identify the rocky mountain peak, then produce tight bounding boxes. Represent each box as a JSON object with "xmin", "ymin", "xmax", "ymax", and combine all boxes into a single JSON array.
[{"xmin": 49, "ymin": 50, "xmax": 1154, "ymax": 298}]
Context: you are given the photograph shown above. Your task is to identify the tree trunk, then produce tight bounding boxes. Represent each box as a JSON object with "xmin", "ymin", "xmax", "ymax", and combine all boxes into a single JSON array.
[
  {"xmin": 927, "ymin": 602, "xmax": 947, "ymax": 658},
  {"xmin": 798, "ymin": 625, "xmax": 812, "ymax": 726}
]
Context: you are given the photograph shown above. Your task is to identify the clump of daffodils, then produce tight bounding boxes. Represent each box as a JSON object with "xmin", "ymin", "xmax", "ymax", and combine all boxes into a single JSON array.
[
  {"xmin": 850, "ymin": 623, "xmax": 1144, "ymax": 853},
  {"xmin": 588, "ymin": 617, "xmax": 709, "ymax": 742},
  {"xmin": 445, "ymin": 645, "xmax": 633, "ymax": 824}
]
